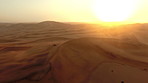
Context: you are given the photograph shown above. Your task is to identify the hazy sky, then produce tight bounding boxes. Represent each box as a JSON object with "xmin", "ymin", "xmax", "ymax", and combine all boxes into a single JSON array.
[{"xmin": 0, "ymin": 0, "xmax": 148, "ymax": 23}]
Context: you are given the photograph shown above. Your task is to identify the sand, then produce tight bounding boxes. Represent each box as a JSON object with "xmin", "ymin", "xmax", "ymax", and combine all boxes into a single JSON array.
[
  {"xmin": 0, "ymin": 38, "xmax": 148, "ymax": 83},
  {"xmin": 0, "ymin": 22, "xmax": 148, "ymax": 83},
  {"xmin": 50, "ymin": 38, "xmax": 148, "ymax": 83}
]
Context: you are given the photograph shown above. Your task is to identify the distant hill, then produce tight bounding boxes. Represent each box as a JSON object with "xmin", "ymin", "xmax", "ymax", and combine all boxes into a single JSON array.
[
  {"xmin": 0, "ymin": 21, "xmax": 74, "ymax": 30},
  {"xmin": 36, "ymin": 21, "xmax": 72, "ymax": 28},
  {"xmin": 38, "ymin": 21, "xmax": 66, "ymax": 25},
  {"xmin": 0, "ymin": 21, "xmax": 148, "ymax": 45}
]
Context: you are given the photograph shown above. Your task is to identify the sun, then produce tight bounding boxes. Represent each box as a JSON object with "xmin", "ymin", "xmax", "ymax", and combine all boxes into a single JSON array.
[{"xmin": 92, "ymin": 0, "xmax": 139, "ymax": 22}]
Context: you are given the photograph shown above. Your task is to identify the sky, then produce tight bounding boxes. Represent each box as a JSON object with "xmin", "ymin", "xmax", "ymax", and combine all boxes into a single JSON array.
[{"xmin": 0, "ymin": 0, "xmax": 148, "ymax": 23}]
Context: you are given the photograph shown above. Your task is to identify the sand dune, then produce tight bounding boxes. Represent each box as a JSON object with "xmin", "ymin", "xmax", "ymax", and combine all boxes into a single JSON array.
[
  {"xmin": 0, "ymin": 22, "xmax": 148, "ymax": 83},
  {"xmin": 50, "ymin": 38, "xmax": 148, "ymax": 83},
  {"xmin": 0, "ymin": 37, "xmax": 148, "ymax": 83}
]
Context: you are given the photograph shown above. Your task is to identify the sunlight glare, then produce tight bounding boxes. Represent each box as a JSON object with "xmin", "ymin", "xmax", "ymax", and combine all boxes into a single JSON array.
[{"xmin": 92, "ymin": 0, "xmax": 139, "ymax": 22}]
